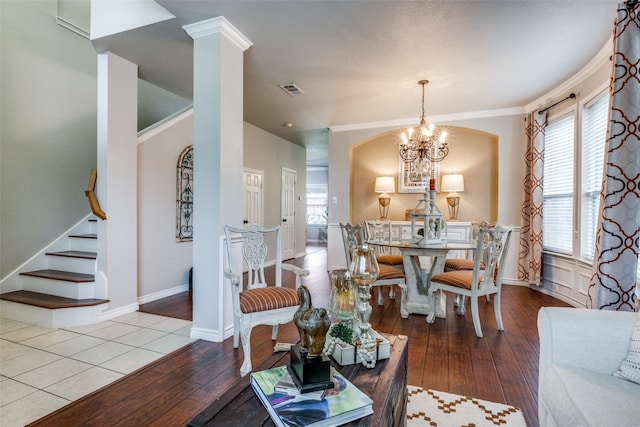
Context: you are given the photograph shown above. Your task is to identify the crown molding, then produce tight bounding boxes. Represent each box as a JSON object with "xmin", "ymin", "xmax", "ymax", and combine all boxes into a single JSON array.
[
  {"xmin": 183, "ymin": 16, "xmax": 253, "ymax": 51},
  {"xmin": 329, "ymin": 107, "xmax": 525, "ymax": 133},
  {"xmin": 138, "ymin": 106, "xmax": 193, "ymax": 143},
  {"xmin": 56, "ymin": 16, "xmax": 90, "ymax": 39}
]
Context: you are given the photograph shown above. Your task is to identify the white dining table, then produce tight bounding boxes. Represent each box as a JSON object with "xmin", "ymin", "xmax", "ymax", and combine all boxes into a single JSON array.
[{"xmin": 368, "ymin": 239, "xmax": 477, "ymax": 318}]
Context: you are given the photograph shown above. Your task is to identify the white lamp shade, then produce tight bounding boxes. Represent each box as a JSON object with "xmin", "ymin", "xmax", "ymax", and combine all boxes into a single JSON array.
[
  {"xmin": 441, "ymin": 174, "xmax": 465, "ymax": 192},
  {"xmin": 375, "ymin": 176, "xmax": 395, "ymax": 193}
]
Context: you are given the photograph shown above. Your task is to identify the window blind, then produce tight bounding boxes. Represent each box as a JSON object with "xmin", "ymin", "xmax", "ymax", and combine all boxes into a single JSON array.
[
  {"xmin": 580, "ymin": 94, "xmax": 609, "ymax": 260},
  {"xmin": 543, "ymin": 114, "xmax": 575, "ymax": 254}
]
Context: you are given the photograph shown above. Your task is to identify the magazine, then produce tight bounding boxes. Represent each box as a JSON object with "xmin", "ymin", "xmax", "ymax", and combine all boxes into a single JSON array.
[
  {"xmin": 250, "ymin": 365, "xmax": 373, "ymax": 427},
  {"xmin": 274, "ymin": 370, "xmax": 325, "ymax": 400}
]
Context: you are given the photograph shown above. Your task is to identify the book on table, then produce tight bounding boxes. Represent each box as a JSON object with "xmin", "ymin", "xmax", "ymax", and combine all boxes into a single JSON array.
[
  {"xmin": 274, "ymin": 370, "xmax": 326, "ymax": 400},
  {"xmin": 250, "ymin": 365, "xmax": 373, "ymax": 427}
]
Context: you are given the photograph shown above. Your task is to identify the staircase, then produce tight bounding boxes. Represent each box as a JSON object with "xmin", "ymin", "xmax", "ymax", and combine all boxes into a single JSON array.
[{"xmin": 0, "ymin": 217, "xmax": 109, "ymax": 328}]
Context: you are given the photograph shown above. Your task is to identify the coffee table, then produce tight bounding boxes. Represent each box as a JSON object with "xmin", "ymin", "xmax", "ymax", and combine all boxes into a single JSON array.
[{"xmin": 188, "ymin": 334, "xmax": 408, "ymax": 427}]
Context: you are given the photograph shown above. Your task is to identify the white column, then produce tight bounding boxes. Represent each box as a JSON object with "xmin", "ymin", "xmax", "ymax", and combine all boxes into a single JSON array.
[
  {"xmin": 95, "ymin": 52, "xmax": 138, "ymax": 314},
  {"xmin": 184, "ymin": 17, "xmax": 252, "ymax": 341}
]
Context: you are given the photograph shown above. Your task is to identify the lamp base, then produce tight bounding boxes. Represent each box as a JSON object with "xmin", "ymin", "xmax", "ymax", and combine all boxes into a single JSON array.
[
  {"xmin": 446, "ymin": 194, "xmax": 460, "ymax": 221},
  {"xmin": 378, "ymin": 194, "xmax": 390, "ymax": 220}
]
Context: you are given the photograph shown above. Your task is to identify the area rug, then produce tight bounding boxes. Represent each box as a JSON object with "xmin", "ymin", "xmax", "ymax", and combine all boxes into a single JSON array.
[{"xmin": 406, "ymin": 386, "xmax": 527, "ymax": 426}]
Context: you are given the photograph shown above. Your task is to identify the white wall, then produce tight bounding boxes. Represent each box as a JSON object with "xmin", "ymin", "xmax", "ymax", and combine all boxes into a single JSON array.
[
  {"xmin": 137, "ymin": 110, "xmax": 194, "ymax": 301},
  {"xmin": 1, "ymin": 0, "xmax": 98, "ymax": 277}
]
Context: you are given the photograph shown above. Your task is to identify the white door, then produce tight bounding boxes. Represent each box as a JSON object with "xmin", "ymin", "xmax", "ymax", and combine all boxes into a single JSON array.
[
  {"xmin": 243, "ymin": 168, "xmax": 263, "ymax": 227},
  {"xmin": 281, "ymin": 168, "xmax": 296, "ymax": 260}
]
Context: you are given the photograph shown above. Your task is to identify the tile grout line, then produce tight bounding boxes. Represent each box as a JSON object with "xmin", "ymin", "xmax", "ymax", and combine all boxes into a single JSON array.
[{"xmin": 1, "ymin": 313, "xmax": 194, "ymax": 425}]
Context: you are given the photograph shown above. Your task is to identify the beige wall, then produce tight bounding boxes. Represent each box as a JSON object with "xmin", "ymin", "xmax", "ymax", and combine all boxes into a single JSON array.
[
  {"xmin": 138, "ymin": 111, "xmax": 194, "ymax": 301},
  {"xmin": 327, "ymin": 115, "xmax": 524, "ymax": 271},
  {"xmin": 350, "ymin": 127, "xmax": 498, "ymax": 225},
  {"xmin": 136, "ymin": 115, "xmax": 307, "ymax": 302},
  {"xmin": 244, "ymin": 122, "xmax": 307, "ymax": 258}
]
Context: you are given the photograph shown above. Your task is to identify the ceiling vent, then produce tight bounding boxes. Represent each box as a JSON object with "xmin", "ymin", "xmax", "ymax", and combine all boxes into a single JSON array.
[{"xmin": 279, "ymin": 83, "xmax": 305, "ymax": 96}]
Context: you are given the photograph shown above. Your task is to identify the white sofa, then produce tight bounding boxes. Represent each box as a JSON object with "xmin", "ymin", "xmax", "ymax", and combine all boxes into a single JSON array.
[{"xmin": 538, "ymin": 307, "xmax": 639, "ymax": 427}]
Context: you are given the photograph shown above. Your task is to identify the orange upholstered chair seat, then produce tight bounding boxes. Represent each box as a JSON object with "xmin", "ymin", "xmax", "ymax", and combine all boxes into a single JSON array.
[
  {"xmin": 430, "ymin": 271, "xmax": 485, "ymax": 291},
  {"xmin": 377, "ymin": 254, "xmax": 404, "ymax": 265},
  {"xmin": 444, "ymin": 259, "xmax": 485, "ymax": 271},
  {"xmin": 239, "ymin": 287, "xmax": 299, "ymax": 314},
  {"xmin": 378, "ymin": 264, "xmax": 406, "ymax": 280}
]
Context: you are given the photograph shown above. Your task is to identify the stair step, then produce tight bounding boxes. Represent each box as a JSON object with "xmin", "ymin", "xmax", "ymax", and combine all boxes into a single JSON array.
[
  {"xmin": 46, "ymin": 250, "xmax": 97, "ymax": 260},
  {"xmin": 0, "ymin": 290, "xmax": 108, "ymax": 309},
  {"xmin": 69, "ymin": 233, "xmax": 97, "ymax": 239},
  {"xmin": 20, "ymin": 269, "xmax": 94, "ymax": 282}
]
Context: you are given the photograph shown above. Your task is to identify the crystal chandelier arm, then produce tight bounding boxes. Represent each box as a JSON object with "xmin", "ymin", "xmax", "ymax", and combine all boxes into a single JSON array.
[{"xmin": 398, "ymin": 79, "xmax": 449, "ymax": 164}]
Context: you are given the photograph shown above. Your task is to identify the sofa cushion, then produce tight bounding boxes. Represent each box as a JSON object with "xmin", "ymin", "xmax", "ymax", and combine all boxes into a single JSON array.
[
  {"xmin": 614, "ymin": 314, "xmax": 640, "ymax": 385},
  {"xmin": 540, "ymin": 365, "xmax": 640, "ymax": 426}
]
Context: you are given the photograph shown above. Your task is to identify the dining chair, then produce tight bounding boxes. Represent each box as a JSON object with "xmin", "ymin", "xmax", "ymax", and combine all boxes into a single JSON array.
[
  {"xmin": 339, "ymin": 222, "xmax": 408, "ymax": 317},
  {"xmin": 363, "ymin": 219, "xmax": 404, "ymax": 270},
  {"xmin": 444, "ymin": 220, "xmax": 496, "ymax": 307},
  {"xmin": 223, "ymin": 224, "xmax": 310, "ymax": 376},
  {"xmin": 444, "ymin": 220, "xmax": 495, "ymax": 272},
  {"xmin": 426, "ymin": 225, "xmax": 514, "ymax": 337}
]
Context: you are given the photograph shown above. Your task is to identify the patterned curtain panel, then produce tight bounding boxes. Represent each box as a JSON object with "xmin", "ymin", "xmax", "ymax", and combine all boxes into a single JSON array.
[
  {"xmin": 587, "ymin": 2, "xmax": 639, "ymax": 311},
  {"xmin": 518, "ymin": 112, "xmax": 546, "ymax": 286}
]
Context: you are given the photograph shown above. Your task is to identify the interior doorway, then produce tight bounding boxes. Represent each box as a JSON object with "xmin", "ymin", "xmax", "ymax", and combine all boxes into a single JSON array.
[
  {"xmin": 281, "ymin": 168, "xmax": 296, "ymax": 260},
  {"xmin": 243, "ymin": 168, "xmax": 263, "ymax": 226}
]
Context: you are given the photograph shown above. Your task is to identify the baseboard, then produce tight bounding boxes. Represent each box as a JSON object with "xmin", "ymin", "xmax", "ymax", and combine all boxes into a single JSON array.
[
  {"xmin": 98, "ymin": 302, "xmax": 140, "ymax": 322},
  {"xmin": 191, "ymin": 326, "xmax": 223, "ymax": 342},
  {"xmin": 530, "ymin": 285, "xmax": 585, "ymax": 308},
  {"xmin": 138, "ymin": 284, "xmax": 189, "ymax": 305}
]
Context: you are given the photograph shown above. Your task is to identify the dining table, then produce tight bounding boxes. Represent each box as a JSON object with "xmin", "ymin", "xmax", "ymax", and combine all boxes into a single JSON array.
[{"xmin": 368, "ymin": 239, "xmax": 477, "ymax": 318}]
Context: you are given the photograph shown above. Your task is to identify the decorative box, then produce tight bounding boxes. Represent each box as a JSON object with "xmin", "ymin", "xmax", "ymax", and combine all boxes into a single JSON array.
[{"xmin": 328, "ymin": 330, "xmax": 390, "ymax": 366}]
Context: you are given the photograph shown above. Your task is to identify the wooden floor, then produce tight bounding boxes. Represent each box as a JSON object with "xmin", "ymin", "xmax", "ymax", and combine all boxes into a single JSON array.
[{"xmin": 31, "ymin": 245, "xmax": 570, "ymax": 427}]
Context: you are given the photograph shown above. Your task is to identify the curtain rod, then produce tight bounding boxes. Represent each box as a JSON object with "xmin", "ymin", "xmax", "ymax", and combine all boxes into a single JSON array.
[{"xmin": 538, "ymin": 93, "xmax": 576, "ymax": 115}]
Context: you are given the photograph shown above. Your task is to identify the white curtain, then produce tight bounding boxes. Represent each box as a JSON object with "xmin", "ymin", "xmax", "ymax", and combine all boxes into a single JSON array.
[{"xmin": 587, "ymin": 1, "xmax": 640, "ymax": 311}]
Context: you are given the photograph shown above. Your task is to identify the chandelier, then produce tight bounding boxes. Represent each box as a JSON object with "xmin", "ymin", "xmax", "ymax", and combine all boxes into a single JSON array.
[{"xmin": 399, "ymin": 80, "xmax": 449, "ymax": 166}]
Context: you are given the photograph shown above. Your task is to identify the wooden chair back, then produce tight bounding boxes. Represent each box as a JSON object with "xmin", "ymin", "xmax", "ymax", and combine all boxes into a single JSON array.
[{"xmin": 223, "ymin": 224, "xmax": 283, "ymax": 290}]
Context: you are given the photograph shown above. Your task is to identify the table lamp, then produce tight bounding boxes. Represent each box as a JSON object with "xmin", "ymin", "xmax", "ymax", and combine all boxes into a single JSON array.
[
  {"xmin": 374, "ymin": 176, "xmax": 395, "ymax": 220},
  {"xmin": 441, "ymin": 174, "xmax": 465, "ymax": 220}
]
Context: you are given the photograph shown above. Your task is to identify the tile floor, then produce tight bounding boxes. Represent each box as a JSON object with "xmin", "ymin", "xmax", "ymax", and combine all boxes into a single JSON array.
[{"xmin": 0, "ymin": 312, "xmax": 194, "ymax": 427}]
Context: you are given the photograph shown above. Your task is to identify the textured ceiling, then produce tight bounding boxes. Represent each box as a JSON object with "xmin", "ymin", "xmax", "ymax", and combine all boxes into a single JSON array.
[{"xmin": 92, "ymin": 1, "xmax": 619, "ymax": 166}]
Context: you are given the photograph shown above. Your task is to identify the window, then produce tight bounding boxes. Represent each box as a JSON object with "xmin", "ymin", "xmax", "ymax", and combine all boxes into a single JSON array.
[
  {"xmin": 176, "ymin": 145, "xmax": 193, "ymax": 242},
  {"xmin": 543, "ymin": 114, "xmax": 575, "ymax": 254},
  {"xmin": 580, "ymin": 95, "xmax": 608, "ymax": 260},
  {"xmin": 542, "ymin": 92, "xmax": 638, "ymax": 282},
  {"xmin": 306, "ymin": 184, "xmax": 328, "ymax": 225}
]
